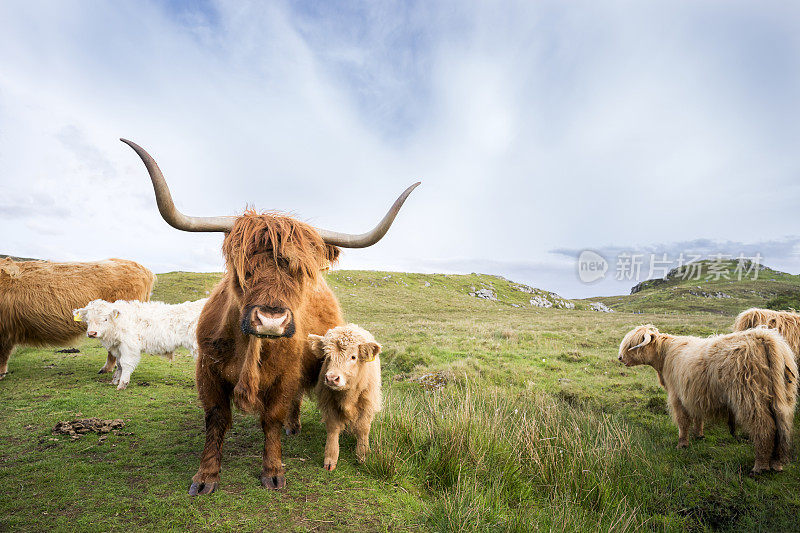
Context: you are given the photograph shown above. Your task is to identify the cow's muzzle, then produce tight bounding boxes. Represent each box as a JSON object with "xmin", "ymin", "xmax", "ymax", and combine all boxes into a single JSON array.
[{"xmin": 241, "ymin": 306, "xmax": 295, "ymax": 339}]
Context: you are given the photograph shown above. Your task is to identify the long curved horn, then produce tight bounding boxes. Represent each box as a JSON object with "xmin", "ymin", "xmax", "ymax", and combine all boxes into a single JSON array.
[
  {"xmin": 628, "ymin": 333, "xmax": 652, "ymax": 351},
  {"xmin": 121, "ymin": 138, "xmax": 236, "ymax": 232},
  {"xmin": 121, "ymin": 139, "xmax": 420, "ymax": 246},
  {"xmin": 314, "ymin": 181, "xmax": 420, "ymax": 248}
]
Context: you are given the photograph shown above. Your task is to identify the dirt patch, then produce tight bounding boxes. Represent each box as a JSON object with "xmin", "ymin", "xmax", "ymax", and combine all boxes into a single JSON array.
[
  {"xmin": 55, "ymin": 348, "xmax": 80, "ymax": 354},
  {"xmin": 52, "ymin": 418, "xmax": 126, "ymax": 441}
]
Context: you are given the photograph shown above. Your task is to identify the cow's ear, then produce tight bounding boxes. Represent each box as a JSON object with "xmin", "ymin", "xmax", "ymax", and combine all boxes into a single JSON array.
[
  {"xmin": 324, "ymin": 245, "xmax": 340, "ymax": 266},
  {"xmin": 359, "ymin": 342, "xmax": 381, "ymax": 362},
  {"xmin": 111, "ymin": 309, "xmax": 121, "ymax": 320},
  {"xmin": 308, "ymin": 334, "xmax": 325, "ymax": 358}
]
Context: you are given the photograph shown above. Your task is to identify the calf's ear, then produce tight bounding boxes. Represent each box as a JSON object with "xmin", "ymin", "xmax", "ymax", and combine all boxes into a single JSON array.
[
  {"xmin": 359, "ymin": 341, "xmax": 381, "ymax": 362},
  {"xmin": 308, "ymin": 334, "xmax": 326, "ymax": 358}
]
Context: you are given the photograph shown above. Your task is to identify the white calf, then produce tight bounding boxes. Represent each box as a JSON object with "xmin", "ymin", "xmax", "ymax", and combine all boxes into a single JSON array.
[{"xmin": 74, "ymin": 298, "xmax": 207, "ymax": 390}]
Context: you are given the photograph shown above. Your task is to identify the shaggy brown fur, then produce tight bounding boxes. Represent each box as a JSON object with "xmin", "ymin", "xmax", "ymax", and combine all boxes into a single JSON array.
[
  {"xmin": 619, "ymin": 325, "xmax": 798, "ymax": 474},
  {"xmin": 0, "ymin": 258, "xmax": 154, "ymax": 378},
  {"xmin": 190, "ymin": 212, "xmax": 344, "ymax": 495},
  {"xmin": 734, "ymin": 308, "xmax": 800, "ymax": 357},
  {"xmin": 308, "ymin": 324, "xmax": 382, "ymax": 471}
]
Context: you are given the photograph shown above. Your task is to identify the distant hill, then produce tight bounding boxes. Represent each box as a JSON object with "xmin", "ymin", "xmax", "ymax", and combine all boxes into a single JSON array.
[
  {"xmin": 0, "ymin": 254, "xmax": 38, "ymax": 262},
  {"xmin": 586, "ymin": 259, "xmax": 800, "ymax": 315},
  {"xmin": 152, "ymin": 270, "xmax": 590, "ymax": 311},
  {"xmin": 12, "ymin": 254, "xmax": 800, "ymax": 316},
  {"xmin": 156, "ymin": 262, "xmax": 800, "ymax": 317}
]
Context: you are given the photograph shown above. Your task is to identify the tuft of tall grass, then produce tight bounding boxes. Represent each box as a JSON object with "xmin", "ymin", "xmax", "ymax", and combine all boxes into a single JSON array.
[{"xmin": 366, "ymin": 380, "xmax": 659, "ymax": 531}]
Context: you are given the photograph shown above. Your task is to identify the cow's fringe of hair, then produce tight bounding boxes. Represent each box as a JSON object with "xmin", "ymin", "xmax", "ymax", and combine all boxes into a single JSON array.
[
  {"xmin": 734, "ymin": 307, "xmax": 800, "ymax": 357},
  {"xmin": 222, "ymin": 211, "xmax": 340, "ymax": 286},
  {"xmin": 233, "ymin": 336, "xmax": 263, "ymax": 413}
]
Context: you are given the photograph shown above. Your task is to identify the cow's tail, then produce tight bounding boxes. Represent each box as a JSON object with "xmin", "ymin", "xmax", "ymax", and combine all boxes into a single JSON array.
[
  {"xmin": 762, "ymin": 333, "xmax": 798, "ymax": 464},
  {"xmin": 234, "ymin": 338, "xmax": 263, "ymax": 413}
]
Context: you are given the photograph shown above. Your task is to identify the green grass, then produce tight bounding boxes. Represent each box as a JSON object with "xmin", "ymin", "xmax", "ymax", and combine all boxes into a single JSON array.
[{"xmin": 2, "ymin": 269, "xmax": 800, "ymax": 531}]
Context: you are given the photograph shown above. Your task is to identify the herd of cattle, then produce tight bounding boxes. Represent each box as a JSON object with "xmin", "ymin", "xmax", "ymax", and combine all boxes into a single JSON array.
[{"xmin": 1, "ymin": 138, "xmax": 800, "ymax": 493}]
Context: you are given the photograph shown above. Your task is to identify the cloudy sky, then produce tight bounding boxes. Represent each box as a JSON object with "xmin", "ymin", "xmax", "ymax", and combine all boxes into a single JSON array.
[{"xmin": 1, "ymin": 1, "xmax": 799, "ymax": 298}]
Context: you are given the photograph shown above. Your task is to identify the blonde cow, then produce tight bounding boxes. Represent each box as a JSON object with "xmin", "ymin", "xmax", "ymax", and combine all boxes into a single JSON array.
[
  {"xmin": 307, "ymin": 324, "xmax": 382, "ymax": 471},
  {"xmin": 618, "ymin": 324, "xmax": 797, "ymax": 474}
]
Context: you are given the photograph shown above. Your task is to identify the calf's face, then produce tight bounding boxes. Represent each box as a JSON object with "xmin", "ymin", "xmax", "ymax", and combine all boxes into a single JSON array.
[
  {"xmin": 74, "ymin": 300, "xmax": 119, "ymax": 339},
  {"xmin": 309, "ymin": 330, "xmax": 380, "ymax": 391}
]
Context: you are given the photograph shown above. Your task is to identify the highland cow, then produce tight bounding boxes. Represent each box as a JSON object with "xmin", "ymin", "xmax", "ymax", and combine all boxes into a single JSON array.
[
  {"xmin": 618, "ymin": 324, "xmax": 797, "ymax": 474},
  {"xmin": 308, "ymin": 324, "xmax": 382, "ymax": 471},
  {"xmin": 121, "ymin": 138, "xmax": 418, "ymax": 494},
  {"xmin": 734, "ymin": 308, "xmax": 800, "ymax": 358},
  {"xmin": 0, "ymin": 257, "xmax": 154, "ymax": 379}
]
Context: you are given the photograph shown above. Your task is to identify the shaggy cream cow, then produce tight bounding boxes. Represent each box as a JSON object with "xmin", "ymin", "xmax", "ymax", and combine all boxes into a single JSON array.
[
  {"xmin": 74, "ymin": 298, "xmax": 207, "ymax": 390},
  {"xmin": 734, "ymin": 308, "xmax": 800, "ymax": 358},
  {"xmin": 308, "ymin": 324, "xmax": 382, "ymax": 471},
  {"xmin": 618, "ymin": 324, "xmax": 797, "ymax": 474}
]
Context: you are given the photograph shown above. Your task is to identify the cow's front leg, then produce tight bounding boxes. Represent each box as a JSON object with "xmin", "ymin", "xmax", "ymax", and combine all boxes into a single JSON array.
[
  {"xmin": 111, "ymin": 364, "xmax": 122, "ymax": 385},
  {"xmin": 670, "ymin": 395, "xmax": 691, "ymax": 449},
  {"xmin": 323, "ymin": 417, "xmax": 344, "ymax": 471},
  {"xmin": 189, "ymin": 379, "xmax": 232, "ymax": 496},
  {"xmin": 98, "ymin": 350, "xmax": 117, "ymax": 374},
  {"xmin": 0, "ymin": 338, "xmax": 13, "ymax": 379},
  {"xmin": 692, "ymin": 417, "xmax": 704, "ymax": 439},
  {"xmin": 114, "ymin": 347, "xmax": 141, "ymax": 390},
  {"xmin": 353, "ymin": 411, "xmax": 375, "ymax": 464},
  {"xmin": 260, "ymin": 382, "xmax": 292, "ymax": 489},
  {"xmin": 284, "ymin": 391, "xmax": 302, "ymax": 436}
]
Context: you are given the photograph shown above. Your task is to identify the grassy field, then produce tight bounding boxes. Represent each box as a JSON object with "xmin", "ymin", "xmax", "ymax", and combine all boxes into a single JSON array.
[{"xmin": 2, "ymin": 269, "xmax": 800, "ymax": 531}]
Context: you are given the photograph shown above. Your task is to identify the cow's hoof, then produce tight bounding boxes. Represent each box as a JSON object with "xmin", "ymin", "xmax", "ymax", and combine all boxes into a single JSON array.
[
  {"xmin": 260, "ymin": 473, "xmax": 286, "ymax": 490},
  {"xmin": 116, "ymin": 381, "xmax": 129, "ymax": 390},
  {"xmin": 694, "ymin": 435, "xmax": 705, "ymax": 440},
  {"xmin": 98, "ymin": 368, "xmax": 110, "ymax": 374},
  {"xmin": 323, "ymin": 459, "xmax": 337, "ymax": 471},
  {"xmin": 285, "ymin": 426, "xmax": 300, "ymax": 436},
  {"xmin": 770, "ymin": 461, "xmax": 784, "ymax": 472},
  {"xmin": 676, "ymin": 442, "xmax": 688, "ymax": 449},
  {"xmin": 0, "ymin": 372, "xmax": 7, "ymax": 380},
  {"xmin": 188, "ymin": 481, "xmax": 218, "ymax": 496}
]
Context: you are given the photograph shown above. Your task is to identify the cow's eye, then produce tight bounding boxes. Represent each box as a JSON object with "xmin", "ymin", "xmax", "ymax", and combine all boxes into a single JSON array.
[{"xmin": 351, "ymin": 355, "xmax": 357, "ymax": 360}]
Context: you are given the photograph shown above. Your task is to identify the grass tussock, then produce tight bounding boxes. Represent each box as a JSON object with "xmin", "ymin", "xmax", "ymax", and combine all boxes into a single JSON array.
[{"xmin": 367, "ymin": 380, "xmax": 652, "ymax": 531}]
